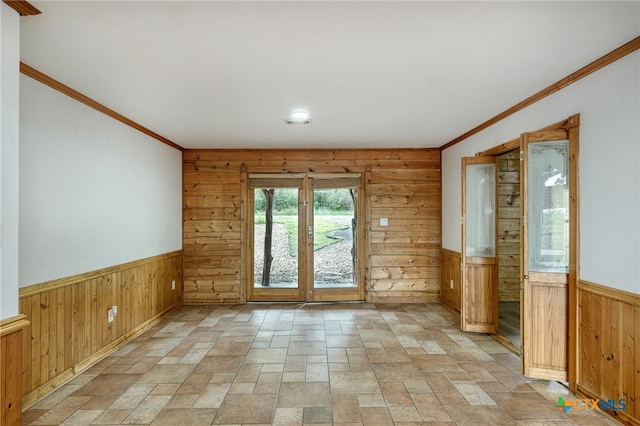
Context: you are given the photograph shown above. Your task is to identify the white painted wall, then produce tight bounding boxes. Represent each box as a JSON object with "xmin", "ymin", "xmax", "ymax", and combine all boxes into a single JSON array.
[
  {"xmin": 442, "ymin": 51, "xmax": 640, "ymax": 294},
  {"xmin": 0, "ymin": 3, "xmax": 21, "ymax": 320},
  {"xmin": 19, "ymin": 75, "xmax": 183, "ymax": 287}
]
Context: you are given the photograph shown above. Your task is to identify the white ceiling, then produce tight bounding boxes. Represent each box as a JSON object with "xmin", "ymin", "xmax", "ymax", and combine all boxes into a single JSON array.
[{"xmin": 20, "ymin": 1, "xmax": 640, "ymax": 150}]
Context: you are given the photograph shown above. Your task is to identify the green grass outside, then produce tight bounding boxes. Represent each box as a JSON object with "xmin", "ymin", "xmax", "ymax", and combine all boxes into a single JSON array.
[{"xmin": 255, "ymin": 215, "xmax": 348, "ymax": 256}]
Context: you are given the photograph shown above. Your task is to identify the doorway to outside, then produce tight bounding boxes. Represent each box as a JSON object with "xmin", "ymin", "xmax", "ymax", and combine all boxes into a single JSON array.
[{"xmin": 247, "ymin": 173, "xmax": 363, "ymax": 302}]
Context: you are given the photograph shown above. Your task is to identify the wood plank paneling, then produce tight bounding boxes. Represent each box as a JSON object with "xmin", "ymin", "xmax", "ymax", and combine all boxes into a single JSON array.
[
  {"xmin": 183, "ymin": 149, "xmax": 441, "ymax": 304},
  {"xmin": 497, "ymin": 150, "xmax": 520, "ymax": 302},
  {"xmin": 19, "ymin": 251, "xmax": 183, "ymax": 407},
  {"xmin": 440, "ymin": 249, "xmax": 461, "ymax": 313},
  {"xmin": 367, "ymin": 167, "xmax": 440, "ymax": 303},
  {"xmin": 462, "ymin": 259, "xmax": 498, "ymax": 333},
  {"xmin": 0, "ymin": 315, "xmax": 29, "ymax": 426},
  {"xmin": 578, "ymin": 280, "xmax": 640, "ymax": 426}
]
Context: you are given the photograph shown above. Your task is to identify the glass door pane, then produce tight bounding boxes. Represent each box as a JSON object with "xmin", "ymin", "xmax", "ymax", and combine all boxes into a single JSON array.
[
  {"xmin": 253, "ymin": 187, "xmax": 300, "ymax": 289},
  {"xmin": 527, "ymin": 140, "xmax": 569, "ymax": 273},
  {"xmin": 312, "ymin": 188, "xmax": 357, "ymax": 289},
  {"xmin": 465, "ymin": 163, "xmax": 496, "ymax": 257},
  {"xmin": 461, "ymin": 157, "xmax": 498, "ymax": 333}
]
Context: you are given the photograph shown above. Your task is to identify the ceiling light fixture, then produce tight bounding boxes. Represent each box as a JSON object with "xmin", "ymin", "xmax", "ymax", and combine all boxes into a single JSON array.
[{"xmin": 284, "ymin": 110, "xmax": 311, "ymax": 125}]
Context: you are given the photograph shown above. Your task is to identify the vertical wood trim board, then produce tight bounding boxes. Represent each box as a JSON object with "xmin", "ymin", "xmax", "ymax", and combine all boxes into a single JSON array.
[
  {"xmin": 19, "ymin": 251, "xmax": 183, "ymax": 407},
  {"xmin": 0, "ymin": 315, "xmax": 29, "ymax": 426},
  {"xmin": 183, "ymin": 149, "xmax": 441, "ymax": 304},
  {"xmin": 578, "ymin": 280, "xmax": 639, "ymax": 426},
  {"xmin": 440, "ymin": 249, "xmax": 461, "ymax": 313}
]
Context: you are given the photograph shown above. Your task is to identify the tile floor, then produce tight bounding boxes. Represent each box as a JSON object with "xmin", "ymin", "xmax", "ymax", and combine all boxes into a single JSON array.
[{"xmin": 23, "ymin": 303, "xmax": 619, "ymax": 425}]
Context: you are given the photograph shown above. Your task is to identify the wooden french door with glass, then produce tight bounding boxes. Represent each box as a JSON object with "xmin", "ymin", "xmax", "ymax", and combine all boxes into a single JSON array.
[
  {"xmin": 521, "ymin": 129, "xmax": 572, "ymax": 381},
  {"xmin": 461, "ymin": 157, "xmax": 498, "ymax": 333},
  {"xmin": 247, "ymin": 173, "xmax": 363, "ymax": 302}
]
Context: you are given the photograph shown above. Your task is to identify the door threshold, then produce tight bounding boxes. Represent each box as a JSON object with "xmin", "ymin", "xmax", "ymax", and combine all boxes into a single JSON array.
[
  {"xmin": 492, "ymin": 333, "xmax": 520, "ymax": 355},
  {"xmin": 247, "ymin": 301, "xmax": 365, "ymax": 305}
]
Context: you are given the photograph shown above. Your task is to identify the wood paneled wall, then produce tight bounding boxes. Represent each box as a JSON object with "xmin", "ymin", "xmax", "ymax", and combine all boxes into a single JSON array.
[
  {"xmin": 19, "ymin": 251, "xmax": 183, "ymax": 406},
  {"xmin": 578, "ymin": 280, "xmax": 639, "ymax": 426},
  {"xmin": 1, "ymin": 315, "xmax": 29, "ymax": 426},
  {"xmin": 497, "ymin": 150, "xmax": 520, "ymax": 301},
  {"xmin": 183, "ymin": 149, "xmax": 441, "ymax": 304},
  {"xmin": 440, "ymin": 249, "xmax": 461, "ymax": 313}
]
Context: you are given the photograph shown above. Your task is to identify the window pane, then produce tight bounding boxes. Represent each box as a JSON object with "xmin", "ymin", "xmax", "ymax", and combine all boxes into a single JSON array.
[
  {"xmin": 527, "ymin": 140, "xmax": 569, "ymax": 273},
  {"xmin": 254, "ymin": 188, "xmax": 299, "ymax": 288},
  {"xmin": 313, "ymin": 188, "xmax": 357, "ymax": 288},
  {"xmin": 465, "ymin": 163, "xmax": 496, "ymax": 257}
]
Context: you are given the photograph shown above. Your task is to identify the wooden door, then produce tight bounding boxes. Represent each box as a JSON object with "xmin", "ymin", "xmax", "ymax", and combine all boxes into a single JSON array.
[
  {"xmin": 521, "ymin": 130, "xmax": 571, "ymax": 381},
  {"xmin": 461, "ymin": 157, "xmax": 498, "ymax": 333}
]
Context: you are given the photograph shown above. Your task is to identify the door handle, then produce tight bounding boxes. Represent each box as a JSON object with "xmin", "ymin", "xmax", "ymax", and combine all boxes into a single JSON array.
[{"xmin": 524, "ymin": 275, "xmax": 529, "ymax": 279}]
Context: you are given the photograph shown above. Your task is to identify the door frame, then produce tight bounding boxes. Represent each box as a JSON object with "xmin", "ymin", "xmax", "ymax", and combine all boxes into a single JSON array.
[
  {"xmin": 245, "ymin": 172, "xmax": 365, "ymax": 303},
  {"xmin": 470, "ymin": 114, "xmax": 579, "ymax": 390},
  {"xmin": 306, "ymin": 173, "xmax": 366, "ymax": 302},
  {"xmin": 245, "ymin": 173, "xmax": 307, "ymax": 302}
]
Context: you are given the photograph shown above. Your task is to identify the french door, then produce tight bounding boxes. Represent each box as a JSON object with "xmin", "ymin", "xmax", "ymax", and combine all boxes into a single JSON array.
[
  {"xmin": 460, "ymin": 156, "xmax": 498, "ymax": 333},
  {"xmin": 247, "ymin": 173, "xmax": 364, "ymax": 302},
  {"xmin": 459, "ymin": 116, "xmax": 578, "ymax": 385},
  {"xmin": 521, "ymin": 129, "xmax": 572, "ymax": 381}
]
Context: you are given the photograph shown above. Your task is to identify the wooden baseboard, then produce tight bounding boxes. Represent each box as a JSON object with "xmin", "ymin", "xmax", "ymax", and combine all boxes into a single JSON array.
[
  {"xmin": 577, "ymin": 384, "xmax": 640, "ymax": 426},
  {"xmin": 368, "ymin": 293, "xmax": 440, "ymax": 304}
]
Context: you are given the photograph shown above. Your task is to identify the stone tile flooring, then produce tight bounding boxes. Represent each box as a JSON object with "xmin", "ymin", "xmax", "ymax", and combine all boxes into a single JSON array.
[{"xmin": 23, "ymin": 303, "xmax": 619, "ymax": 425}]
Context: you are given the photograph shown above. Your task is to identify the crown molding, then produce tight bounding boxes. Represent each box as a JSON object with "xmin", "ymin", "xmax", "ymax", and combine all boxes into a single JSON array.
[
  {"xmin": 20, "ymin": 62, "xmax": 184, "ymax": 152},
  {"xmin": 440, "ymin": 35, "xmax": 640, "ymax": 151},
  {"xmin": 3, "ymin": 0, "xmax": 40, "ymax": 16}
]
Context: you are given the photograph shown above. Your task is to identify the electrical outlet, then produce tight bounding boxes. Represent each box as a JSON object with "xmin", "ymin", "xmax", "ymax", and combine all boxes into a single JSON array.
[
  {"xmin": 171, "ymin": 280, "xmax": 176, "ymax": 290},
  {"xmin": 379, "ymin": 218, "xmax": 388, "ymax": 227},
  {"xmin": 450, "ymin": 279, "xmax": 454, "ymax": 289},
  {"xmin": 107, "ymin": 308, "xmax": 114, "ymax": 323}
]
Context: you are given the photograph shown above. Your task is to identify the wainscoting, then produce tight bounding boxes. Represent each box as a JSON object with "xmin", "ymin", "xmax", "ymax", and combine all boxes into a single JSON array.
[
  {"xmin": 578, "ymin": 280, "xmax": 639, "ymax": 426},
  {"xmin": 1, "ymin": 314, "xmax": 29, "ymax": 426},
  {"xmin": 440, "ymin": 249, "xmax": 461, "ymax": 313},
  {"xmin": 18, "ymin": 251, "xmax": 183, "ymax": 407}
]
